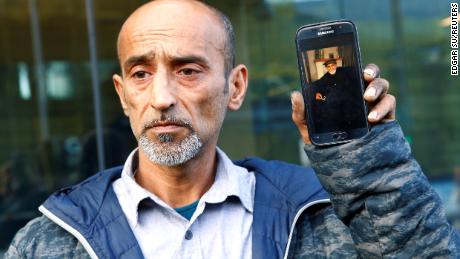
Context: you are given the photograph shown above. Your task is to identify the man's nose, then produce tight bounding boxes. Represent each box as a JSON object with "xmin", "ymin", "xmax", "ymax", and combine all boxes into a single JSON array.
[{"xmin": 150, "ymin": 69, "xmax": 177, "ymax": 111}]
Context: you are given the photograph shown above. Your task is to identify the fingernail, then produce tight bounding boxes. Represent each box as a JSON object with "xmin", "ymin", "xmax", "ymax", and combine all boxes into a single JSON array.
[
  {"xmin": 368, "ymin": 111, "xmax": 378, "ymax": 120},
  {"xmin": 291, "ymin": 94, "xmax": 295, "ymax": 107},
  {"xmin": 365, "ymin": 87, "xmax": 376, "ymax": 98},
  {"xmin": 364, "ymin": 68, "xmax": 375, "ymax": 78}
]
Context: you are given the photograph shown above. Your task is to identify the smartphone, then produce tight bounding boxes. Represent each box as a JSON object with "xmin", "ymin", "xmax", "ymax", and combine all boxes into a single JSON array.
[{"xmin": 295, "ymin": 20, "xmax": 369, "ymax": 146}]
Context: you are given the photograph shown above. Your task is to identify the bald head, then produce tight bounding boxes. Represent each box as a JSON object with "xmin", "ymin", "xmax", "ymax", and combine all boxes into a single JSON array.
[{"xmin": 117, "ymin": 0, "xmax": 235, "ymax": 76}]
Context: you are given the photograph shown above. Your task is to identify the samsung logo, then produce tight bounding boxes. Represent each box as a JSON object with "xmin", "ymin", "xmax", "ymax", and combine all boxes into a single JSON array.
[{"xmin": 318, "ymin": 30, "xmax": 334, "ymax": 36}]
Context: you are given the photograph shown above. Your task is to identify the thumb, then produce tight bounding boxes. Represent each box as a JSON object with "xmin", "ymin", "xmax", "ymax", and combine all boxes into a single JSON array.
[{"xmin": 291, "ymin": 91, "xmax": 312, "ymax": 145}]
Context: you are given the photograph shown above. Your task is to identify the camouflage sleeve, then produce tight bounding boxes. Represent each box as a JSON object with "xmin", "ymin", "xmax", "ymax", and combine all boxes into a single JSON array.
[
  {"xmin": 288, "ymin": 203, "xmax": 358, "ymax": 259},
  {"xmin": 304, "ymin": 121, "xmax": 460, "ymax": 258},
  {"xmin": 4, "ymin": 215, "xmax": 90, "ymax": 259}
]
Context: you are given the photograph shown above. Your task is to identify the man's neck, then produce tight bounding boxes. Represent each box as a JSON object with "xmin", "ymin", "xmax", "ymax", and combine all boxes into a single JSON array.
[{"xmin": 135, "ymin": 145, "xmax": 217, "ymax": 208}]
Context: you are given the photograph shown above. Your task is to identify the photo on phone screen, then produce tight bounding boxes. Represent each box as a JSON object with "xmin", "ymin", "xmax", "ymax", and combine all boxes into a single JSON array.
[
  {"xmin": 301, "ymin": 43, "xmax": 366, "ymax": 133},
  {"xmin": 296, "ymin": 21, "xmax": 368, "ymax": 145}
]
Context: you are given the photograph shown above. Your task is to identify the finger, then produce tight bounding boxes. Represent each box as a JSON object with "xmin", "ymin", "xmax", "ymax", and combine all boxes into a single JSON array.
[
  {"xmin": 364, "ymin": 78, "xmax": 390, "ymax": 102},
  {"xmin": 291, "ymin": 91, "xmax": 311, "ymax": 144},
  {"xmin": 363, "ymin": 63, "xmax": 380, "ymax": 82},
  {"xmin": 367, "ymin": 94, "xmax": 396, "ymax": 123}
]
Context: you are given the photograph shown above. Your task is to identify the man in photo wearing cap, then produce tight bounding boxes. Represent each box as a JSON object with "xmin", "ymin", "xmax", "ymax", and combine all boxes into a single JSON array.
[{"xmin": 310, "ymin": 58, "xmax": 364, "ymax": 132}]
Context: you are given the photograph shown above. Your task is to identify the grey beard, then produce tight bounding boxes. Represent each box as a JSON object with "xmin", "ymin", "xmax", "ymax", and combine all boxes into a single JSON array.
[{"xmin": 139, "ymin": 132, "xmax": 203, "ymax": 166}]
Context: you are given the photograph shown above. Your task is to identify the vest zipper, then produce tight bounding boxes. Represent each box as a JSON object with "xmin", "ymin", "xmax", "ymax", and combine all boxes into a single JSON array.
[
  {"xmin": 39, "ymin": 205, "xmax": 99, "ymax": 259},
  {"xmin": 283, "ymin": 198, "xmax": 331, "ymax": 259}
]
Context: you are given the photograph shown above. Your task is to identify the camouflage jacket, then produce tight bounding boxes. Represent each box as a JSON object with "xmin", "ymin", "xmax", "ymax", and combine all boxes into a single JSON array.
[{"xmin": 5, "ymin": 121, "xmax": 460, "ymax": 258}]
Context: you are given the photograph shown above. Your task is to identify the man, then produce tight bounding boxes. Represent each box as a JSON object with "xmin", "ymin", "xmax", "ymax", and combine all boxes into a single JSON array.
[
  {"xmin": 5, "ymin": 0, "xmax": 460, "ymax": 258},
  {"xmin": 310, "ymin": 59, "xmax": 364, "ymax": 132}
]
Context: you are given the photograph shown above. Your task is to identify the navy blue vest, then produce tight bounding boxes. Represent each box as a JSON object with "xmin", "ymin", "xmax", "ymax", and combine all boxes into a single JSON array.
[{"xmin": 42, "ymin": 157, "xmax": 329, "ymax": 258}]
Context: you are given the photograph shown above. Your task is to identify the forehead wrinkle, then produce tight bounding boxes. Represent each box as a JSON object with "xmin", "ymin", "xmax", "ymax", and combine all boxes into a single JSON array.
[
  {"xmin": 117, "ymin": 1, "xmax": 227, "ymax": 72},
  {"xmin": 133, "ymin": 31, "xmax": 219, "ymax": 61},
  {"xmin": 125, "ymin": 26, "xmax": 216, "ymax": 54},
  {"xmin": 120, "ymin": 28, "xmax": 172, "ymax": 56},
  {"xmin": 130, "ymin": 28, "xmax": 175, "ymax": 41}
]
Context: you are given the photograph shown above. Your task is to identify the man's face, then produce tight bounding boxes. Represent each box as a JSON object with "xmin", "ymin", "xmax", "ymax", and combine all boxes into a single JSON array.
[
  {"xmin": 113, "ymin": 1, "xmax": 230, "ymax": 165},
  {"xmin": 326, "ymin": 63, "xmax": 337, "ymax": 75}
]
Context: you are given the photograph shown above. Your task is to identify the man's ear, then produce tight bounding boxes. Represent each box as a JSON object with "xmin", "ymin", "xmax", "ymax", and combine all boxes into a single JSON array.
[
  {"xmin": 227, "ymin": 64, "xmax": 248, "ymax": 111},
  {"xmin": 113, "ymin": 74, "xmax": 130, "ymax": 116}
]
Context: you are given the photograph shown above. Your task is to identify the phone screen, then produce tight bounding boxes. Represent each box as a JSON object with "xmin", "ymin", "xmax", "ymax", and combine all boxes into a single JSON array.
[{"xmin": 297, "ymin": 22, "xmax": 368, "ymax": 144}]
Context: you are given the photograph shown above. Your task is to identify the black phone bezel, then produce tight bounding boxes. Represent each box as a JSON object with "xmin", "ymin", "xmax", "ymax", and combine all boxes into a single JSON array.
[{"xmin": 295, "ymin": 20, "xmax": 369, "ymax": 146}]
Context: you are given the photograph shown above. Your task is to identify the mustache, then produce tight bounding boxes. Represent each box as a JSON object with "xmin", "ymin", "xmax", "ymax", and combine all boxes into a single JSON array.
[{"xmin": 141, "ymin": 114, "xmax": 194, "ymax": 134}]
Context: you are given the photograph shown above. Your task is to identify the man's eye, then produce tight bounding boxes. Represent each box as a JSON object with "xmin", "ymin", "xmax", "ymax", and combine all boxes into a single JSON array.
[
  {"xmin": 133, "ymin": 71, "xmax": 149, "ymax": 79},
  {"xmin": 179, "ymin": 68, "xmax": 199, "ymax": 76}
]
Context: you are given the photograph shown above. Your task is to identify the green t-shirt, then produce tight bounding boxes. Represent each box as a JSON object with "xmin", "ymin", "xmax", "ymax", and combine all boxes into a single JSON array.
[{"xmin": 175, "ymin": 200, "xmax": 199, "ymax": 221}]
